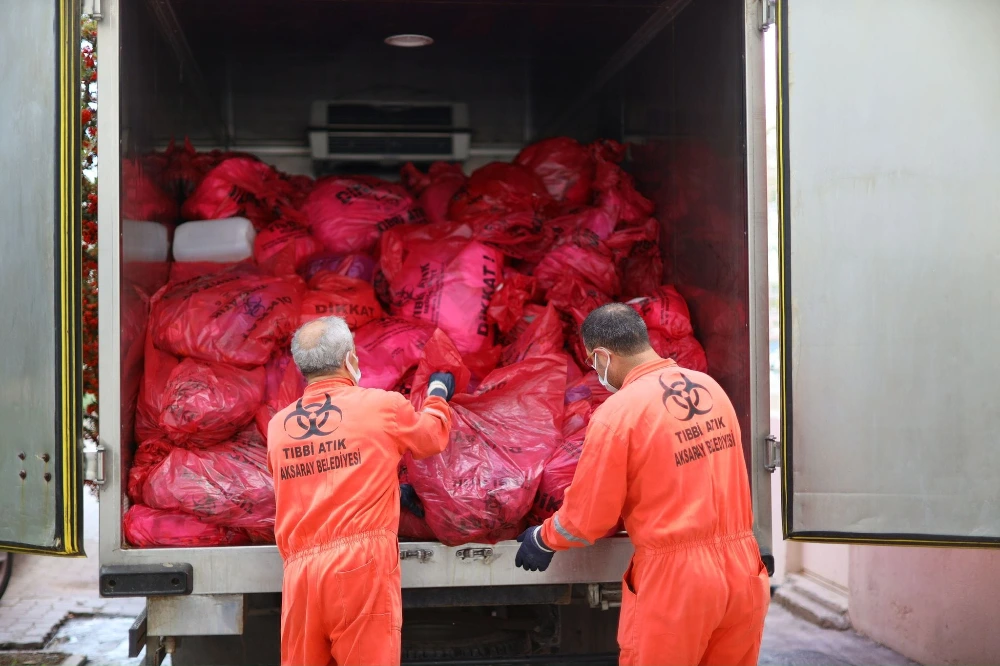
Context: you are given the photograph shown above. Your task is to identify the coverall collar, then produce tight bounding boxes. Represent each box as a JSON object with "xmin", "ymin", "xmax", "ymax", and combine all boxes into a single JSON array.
[
  {"xmin": 304, "ymin": 376, "xmax": 355, "ymax": 394},
  {"xmin": 621, "ymin": 358, "xmax": 678, "ymax": 390}
]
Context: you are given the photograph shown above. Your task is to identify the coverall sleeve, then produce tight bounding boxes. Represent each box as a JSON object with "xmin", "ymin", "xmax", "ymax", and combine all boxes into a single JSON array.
[
  {"xmin": 541, "ymin": 419, "xmax": 627, "ymax": 550},
  {"xmin": 389, "ymin": 393, "xmax": 453, "ymax": 460}
]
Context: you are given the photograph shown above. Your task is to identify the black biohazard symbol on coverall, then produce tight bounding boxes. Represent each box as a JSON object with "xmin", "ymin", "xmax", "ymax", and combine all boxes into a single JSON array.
[
  {"xmin": 659, "ymin": 373, "xmax": 714, "ymax": 422},
  {"xmin": 283, "ymin": 394, "xmax": 343, "ymax": 440}
]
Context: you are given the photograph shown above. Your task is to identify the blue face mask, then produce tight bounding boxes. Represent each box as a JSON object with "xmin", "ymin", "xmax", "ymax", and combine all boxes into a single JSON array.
[{"xmin": 589, "ymin": 348, "xmax": 618, "ymax": 394}]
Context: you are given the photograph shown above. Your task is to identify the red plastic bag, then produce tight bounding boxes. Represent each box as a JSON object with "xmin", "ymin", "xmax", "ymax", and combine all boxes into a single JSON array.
[
  {"xmin": 501, "ymin": 303, "xmax": 564, "ymax": 366},
  {"xmin": 449, "ymin": 162, "xmax": 551, "ymax": 223},
  {"xmin": 654, "ymin": 335, "xmax": 709, "ymax": 373},
  {"xmin": 501, "ymin": 304, "xmax": 547, "ymax": 347},
  {"xmin": 468, "ymin": 210, "xmax": 553, "ymax": 262},
  {"xmin": 122, "ymin": 159, "xmax": 178, "ymax": 225},
  {"xmin": 124, "ymin": 505, "xmax": 251, "ymax": 548},
  {"xmin": 620, "ymin": 242, "xmax": 664, "ymax": 301},
  {"xmin": 591, "ymin": 141, "xmax": 655, "ymax": 226},
  {"xmin": 534, "ymin": 242, "xmax": 619, "ymax": 298},
  {"xmin": 127, "ymin": 438, "xmax": 173, "ymax": 504},
  {"xmin": 529, "ymin": 432, "xmax": 584, "ymax": 524},
  {"xmin": 301, "ymin": 272, "xmax": 383, "ymax": 330},
  {"xmin": 547, "ymin": 207, "xmax": 617, "ymax": 241},
  {"xmin": 487, "ymin": 271, "xmax": 538, "ymax": 334},
  {"xmin": 181, "ymin": 157, "xmax": 289, "ymax": 229},
  {"xmin": 150, "ymin": 265, "xmax": 303, "ymax": 368},
  {"xmin": 299, "ymin": 253, "xmax": 377, "ymax": 283},
  {"xmin": 142, "ymin": 428, "xmax": 275, "ymax": 533},
  {"xmin": 628, "ymin": 285, "xmax": 695, "ymax": 340},
  {"xmin": 254, "ymin": 353, "xmax": 306, "ymax": 437},
  {"xmin": 528, "ymin": 391, "xmax": 620, "ymax": 530},
  {"xmin": 409, "ymin": 351, "xmax": 568, "ymax": 546},
  {"xmin": 136, "ymin": 340, "xmax": 266, "ymax": 447},
  {"xmin": 515, "ymin": 137, "xmax": 595, "ymax": 206},
  {"xmin": 397, "ymin": 463, "xmax": 438, "ymax": 540},
  {"xmin": 382, "ymin": 224, "xmax": 503, "ymax": 356},
  {"xmin": 254, "ymin": 218, "xmax": 322, "ymax": 276},
  {"xmin": 303, "ymin": 176, "xmax": 424, "ymax": 255},
  {"xmin": 354, "ymin": 317, "xmax": 437, "ymax": 391},
  {"xmin": 565, "ymin": 372, "xmax": 613, "ymax": 412},
  {"xmin": 401, "ymin": 162, "xmax": 467, "ymax": 226},
  {"xmin": 168, "ymin": 261, "xmax": 242, "ymax": 284},
  {"xmin": 161, "ymin": 138, "xmax": 214, "ymax": 201}
]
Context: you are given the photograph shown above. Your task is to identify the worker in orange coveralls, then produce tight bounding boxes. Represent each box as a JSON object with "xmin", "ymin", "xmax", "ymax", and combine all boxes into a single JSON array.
[
  {"xmin": 267, "ymin": 315, "xmax": 455, "ymax": 666},
  {"xmin": 515, "ymin": 304, "xmax": 769, "ymax": 666}
]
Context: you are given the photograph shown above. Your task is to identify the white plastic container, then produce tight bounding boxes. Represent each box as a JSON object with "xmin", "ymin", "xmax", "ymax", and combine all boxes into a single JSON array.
[
  {"xmin": 172, "ymin": 217, "xmax": 256, "ymax": 262},
  {"xmin": 122, "ymin": 219, "xmax": 171, "ymax": 262}
]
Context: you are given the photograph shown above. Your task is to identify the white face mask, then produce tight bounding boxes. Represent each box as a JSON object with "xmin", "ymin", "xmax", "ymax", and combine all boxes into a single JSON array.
[
  {"xmin": 346, "ymin": 351, "xmax": 362, "ymax": 386},
  {"xmin": 589, "ymin": 348, "xmax": 618, "ymax": 394}
]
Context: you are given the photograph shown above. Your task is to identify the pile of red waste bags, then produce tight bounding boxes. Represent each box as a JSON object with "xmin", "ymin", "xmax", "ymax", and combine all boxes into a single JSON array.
[{"xmin": 124, "ymin": 135, "xmax": 714, "ymax": 548}]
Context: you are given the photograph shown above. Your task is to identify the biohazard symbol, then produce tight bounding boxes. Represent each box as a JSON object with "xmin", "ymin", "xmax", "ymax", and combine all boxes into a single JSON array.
[
  {"xmin": 283, "ymin": 394, "xmax": 343, "ymax": 440},
  {"xmin": 659, "ymin": 373, "xmax": 714, "ymax": 422},
  {"xmin": 242, "ymin": 294, "xmax": 264, "ymax": 318}
]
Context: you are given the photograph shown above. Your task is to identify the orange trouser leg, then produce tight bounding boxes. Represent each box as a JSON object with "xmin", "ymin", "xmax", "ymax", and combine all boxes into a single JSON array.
[
  {"xmin": 617, "ymin": 535, "xmax": 768, "ymax": 666},
  {"xmin": 281, "ymin": 530, "xmax": 402, "ymax": 666},
  {"xmin": 699, "ymin": 537, "xmax": 769, "ymax": 666}
]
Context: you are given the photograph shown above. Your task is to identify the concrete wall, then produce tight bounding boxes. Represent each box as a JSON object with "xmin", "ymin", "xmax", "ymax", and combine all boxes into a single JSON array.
[
  {"xmin": 849, "ymin": 546, "xmax": 1000, "ymax": 666},
  {"xmin": 800, "ymin": 543, "xmax": 849, "ymax": 591}
]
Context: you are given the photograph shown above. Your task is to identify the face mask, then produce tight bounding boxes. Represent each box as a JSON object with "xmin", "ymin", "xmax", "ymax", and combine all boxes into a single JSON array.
[
  {"xmin": 346, "ymin": 352, "xmax": 362, "ymax": 386},
  {"xmin": 590, "ymin": 348, "xmax": 618, "ymax": 394}
]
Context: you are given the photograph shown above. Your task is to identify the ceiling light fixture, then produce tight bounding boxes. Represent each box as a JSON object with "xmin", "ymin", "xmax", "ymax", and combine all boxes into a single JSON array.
[{"xmin": 385, "ymin": 34, "xmax": 434, "ymax": 48}]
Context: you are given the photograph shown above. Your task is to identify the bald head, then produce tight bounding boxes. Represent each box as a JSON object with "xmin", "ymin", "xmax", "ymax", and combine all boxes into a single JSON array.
[{"xmin": 291, "ymin": 316, "xmax": 355, "ymax": 380}]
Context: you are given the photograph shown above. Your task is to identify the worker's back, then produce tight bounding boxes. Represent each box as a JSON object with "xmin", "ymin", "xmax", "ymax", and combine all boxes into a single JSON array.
[
  {"xmin": 596, "ymin": 358, "xmax": 752, "ymax": 549},
  {"xmin": 267, "ymin": 376, "xmax": 441, "ymax": 558}
]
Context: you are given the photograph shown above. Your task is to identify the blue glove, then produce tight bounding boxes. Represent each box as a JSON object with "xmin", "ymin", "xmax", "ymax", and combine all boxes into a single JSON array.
[
  {"xmin": 515, "ymin": 526, "xmax": 555, "ymax": 572},
  {"xmin": 427, "ymin": 372, "xmax": 456, "ymax": 400},
  {"xmin": 400, "ymin": 484, "xmax": 424, "ymax": 519}
]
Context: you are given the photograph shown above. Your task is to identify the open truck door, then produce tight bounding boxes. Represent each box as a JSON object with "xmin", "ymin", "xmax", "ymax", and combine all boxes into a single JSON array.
[
  {"xmin": 0, "ymin": 0, "xmax": 84, "ymax": 556},
  {"xmin": 777, "ymin": 0, "xmax": 1000, "ymax": 546}
]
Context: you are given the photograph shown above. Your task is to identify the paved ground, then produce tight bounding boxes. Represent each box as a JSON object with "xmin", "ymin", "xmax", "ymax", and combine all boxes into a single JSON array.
[
  {"xmin": 0, "ymin": 494, "xmax": 143, "ymax": 653},
  {"xmin": 1, "ymin": 494, "xmax": 918, "ymax": 665}
]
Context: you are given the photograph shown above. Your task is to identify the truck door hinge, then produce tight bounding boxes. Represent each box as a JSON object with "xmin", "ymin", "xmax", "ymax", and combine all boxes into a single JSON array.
[
  {"xmin": 82, "ymin": 0, "xmax": 103, "ymax": 20},
  {"xmin": 84, "ymin": 443, "xmax": 106, "ymax": 485},
  {"xmin": 760, "ymin": 0, "xmax": 776, "ymax": 31},
  {"xmin": 764, "ymin": 435, "xmax": 781, "ymax": 472}
]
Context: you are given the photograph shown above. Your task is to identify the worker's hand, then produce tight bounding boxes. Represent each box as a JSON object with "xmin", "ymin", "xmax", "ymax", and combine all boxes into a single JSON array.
[
  {"xmin": 515, "ymin": 526, "xmax": 555, "ymax": 572},
  {"xmin": 400, "ymin": 484, "xmax": 425, "ymax": 519},
  {"xmin": 427, "ymin": 372, "xmax": 456, "ymax": 400}
]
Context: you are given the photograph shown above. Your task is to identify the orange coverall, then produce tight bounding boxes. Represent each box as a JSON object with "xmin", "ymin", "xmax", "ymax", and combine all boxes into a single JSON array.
[
  {"xmin": 541, "ymin": 359, "xmax": 769, "ymax": 666},
  {"xmin": 267, "ymin": 376, "xmax": 451, "ymax": 666}
]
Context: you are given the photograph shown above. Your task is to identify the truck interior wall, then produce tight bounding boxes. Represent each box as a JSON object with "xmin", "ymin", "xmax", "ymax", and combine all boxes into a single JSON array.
[
  {"xmin": 117, "ymin": 0, "xmax": 753, "ymax": 541},
  {"xmin": 544, "ymin": 0, "xmax": 751, "ymax": 465}
]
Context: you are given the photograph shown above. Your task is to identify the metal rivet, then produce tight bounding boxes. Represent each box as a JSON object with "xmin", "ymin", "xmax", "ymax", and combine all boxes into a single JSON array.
[
  {"xmin": 44, "ymin": 472, "xmax": 52, "ymax": 482},
  {"xmin": 17, "ymin": 452, "xmax": 25, "ymax": 460},
  {"xmin": 41, "ymin": 453, "xmax": 50, "ymax": 463},
  {"xmin": 19, "ymin": 470, "xmax": 27, "ymax": 479}
]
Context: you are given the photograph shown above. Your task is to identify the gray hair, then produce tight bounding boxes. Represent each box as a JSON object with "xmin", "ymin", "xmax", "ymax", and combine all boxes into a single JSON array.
[{"xmin": 290, "ymin": 316, "xmax": 355, "ymax": 378}]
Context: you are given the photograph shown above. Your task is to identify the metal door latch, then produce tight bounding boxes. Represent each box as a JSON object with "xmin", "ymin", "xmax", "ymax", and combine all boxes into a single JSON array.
[
  {"xmin": 764, "ymin": 435, "xmax": 781, "ymax": 472},
  {"xmin": 588, "ymin": 584, "xmax": 622, "ymax": 610},
  {"xmin": 399, "ymin": 549, "xmax": 433, "ymax": 563},
  {"xmin": 84, "ymin": 443, "xmax": 106, "ymax": 485},
  {"xmin": 455, "ymin": 547, "xmax": 493, "ymax": 562},
  {"xmin": 760, "ymin": 0, "xmax": 776, "ymax": 31}
]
